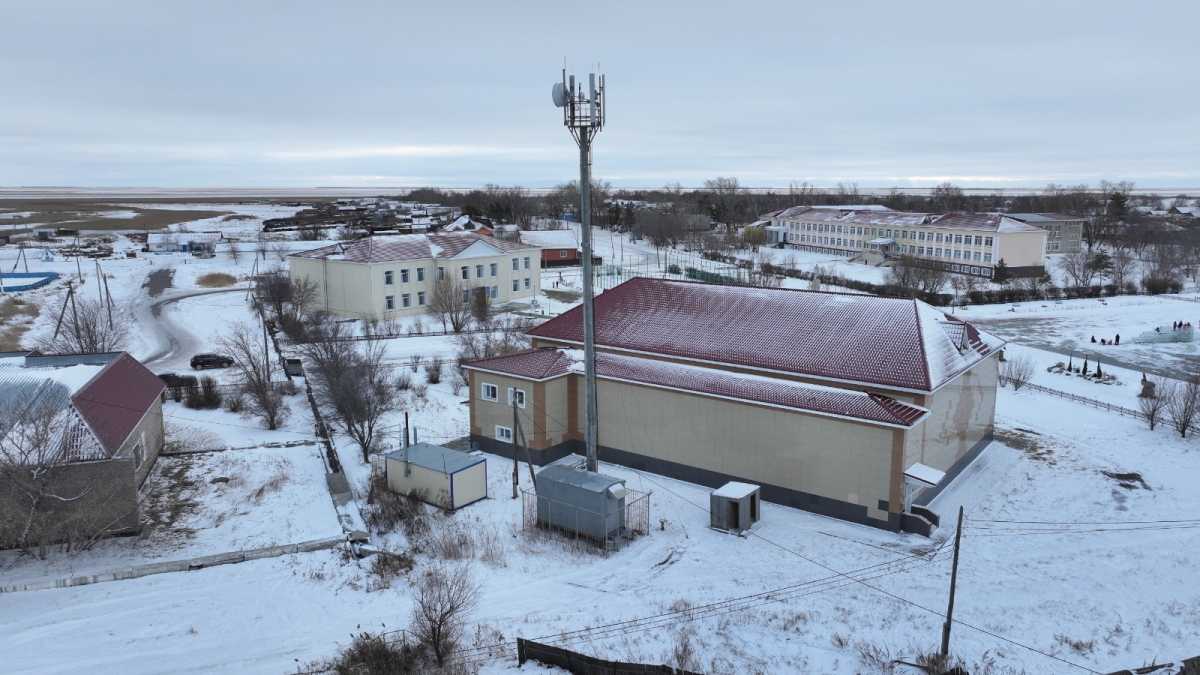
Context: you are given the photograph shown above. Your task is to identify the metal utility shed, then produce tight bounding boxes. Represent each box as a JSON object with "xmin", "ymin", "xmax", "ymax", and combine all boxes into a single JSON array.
[
  {"xmin": 710, "ymin": 481, "xmax": 761, "ymax": 534},
  {"xmin": 384, "ymin": 443, "xmax": 487, "ymax": 511},
  {"xmin": 535, "ymin": 455, "xmax": 627, "ymax": 542}
]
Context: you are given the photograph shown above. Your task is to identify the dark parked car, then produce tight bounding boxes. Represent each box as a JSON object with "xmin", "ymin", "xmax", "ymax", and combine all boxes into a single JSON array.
[{"xmin": 190, "ymin": 353, "xmax": 235, "ymax": 370}]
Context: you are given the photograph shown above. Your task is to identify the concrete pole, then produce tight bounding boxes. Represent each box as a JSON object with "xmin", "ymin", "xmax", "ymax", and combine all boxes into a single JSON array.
[{"xmin": 580, "ymin": 134, "xmax": 599, "ymax": 473}]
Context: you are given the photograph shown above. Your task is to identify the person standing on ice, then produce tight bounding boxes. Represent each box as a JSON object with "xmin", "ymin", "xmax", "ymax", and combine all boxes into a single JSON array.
[{"xmin": 1115, "ymin": 333, "xmax": 1120, "ymax": 345}]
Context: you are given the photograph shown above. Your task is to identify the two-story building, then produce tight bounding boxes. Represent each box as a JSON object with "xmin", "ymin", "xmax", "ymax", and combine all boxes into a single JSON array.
[
  {"xmin": 464, "ymin": 277, "xmax": 1004, "ymax": 534},
  {"xmin": 288, "ymin": 233, "xmax": 542, "ymax": 320},
  {"xmin": 769, "ymin": 207, "xmax": 1049, "ymax": 278}
]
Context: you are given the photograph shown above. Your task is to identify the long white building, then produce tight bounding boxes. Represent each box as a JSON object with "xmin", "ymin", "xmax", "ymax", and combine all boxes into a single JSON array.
[
  {"xmin": 288, "ymin": 233, "xmax": 542, "ymax": 320},
  {"xmin": 766, "ymin": 207, "xmax": 1049, "ymax": 278}
]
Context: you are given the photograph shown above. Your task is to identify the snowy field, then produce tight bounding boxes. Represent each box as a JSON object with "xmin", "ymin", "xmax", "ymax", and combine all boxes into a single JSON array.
[{"xmin": 3, "ymin": 208, "xmax": 1200, "ymax": 673}]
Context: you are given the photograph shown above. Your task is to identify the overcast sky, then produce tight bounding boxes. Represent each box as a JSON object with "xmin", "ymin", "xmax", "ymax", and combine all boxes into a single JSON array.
[{"xmin": 1, "ymin": 1, "xmax": 1197, "ymax": 190}]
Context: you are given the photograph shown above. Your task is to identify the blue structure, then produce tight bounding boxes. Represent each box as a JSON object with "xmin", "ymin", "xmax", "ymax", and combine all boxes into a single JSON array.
[{"xmin": 0, "ymin": 272, "xmax": 59, "ymax": 292}]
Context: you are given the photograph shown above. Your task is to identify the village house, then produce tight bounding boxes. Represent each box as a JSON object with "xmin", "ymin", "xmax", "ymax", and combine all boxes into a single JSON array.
[
  {"xmin": 287, "ymin": 232, "xmax": 542, "ymax": 320},
  {"xmin": 518, "ymin": 229, "xmax": 581, "ymax": 267},
  {"xmin": 0, "ymin": 352, "xmax": 166, "ymax": 547},
  {"xmin": 463, "ymin": 278, "xmax": 1003, "ymax": 533}
]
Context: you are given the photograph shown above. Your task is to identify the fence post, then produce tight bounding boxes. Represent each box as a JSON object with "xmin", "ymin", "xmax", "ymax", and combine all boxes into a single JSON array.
[{"xmin": 516, "ymin": 638, "xmax": 527, "ymax": 665}]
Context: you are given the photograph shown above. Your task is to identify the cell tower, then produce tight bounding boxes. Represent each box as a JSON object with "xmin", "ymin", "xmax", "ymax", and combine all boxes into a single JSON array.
[{"xmin": 553, "ymin": 67, "xmax": 605, "ymax": 473}]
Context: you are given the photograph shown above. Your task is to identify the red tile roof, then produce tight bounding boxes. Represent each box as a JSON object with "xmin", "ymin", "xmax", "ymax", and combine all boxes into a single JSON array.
[
  {"xmin": 465, "ymin": 348, "xmax": 928, "ymax": 428},
  {"xmin": 526, "ymin": 278, "xmax": 1000, "ymax": 393},
  {"xmin": 72, "ymin": 353, "xmax": 166, "ymax": 455}
]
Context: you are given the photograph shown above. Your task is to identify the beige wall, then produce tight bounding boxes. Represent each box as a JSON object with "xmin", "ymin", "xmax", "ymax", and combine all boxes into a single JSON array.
[
  {"xmin": 116, "ymin": 399, "xmax": 165, "ymax": 488},
  {"xmin": 386, "ymin": 459, "xmax": 452, "ymax": 508},
  {"xmin": 587, "ymin": 378, "xmax": 898, "ymax": 522},
  {"xmin": 903, "ymin": 354, "xmax": 998, "ymax": 474},
  {"xmin": 288, "ymin": 248, "xmax": 542, "ymax": 320},
  {"xmin": 995, "ymin": 229, "xmax": 1048, "ymax": 268},
  {"xmin": 469, "ymin": 371, "xmax": 542, "ymax": 447},
  {"xmin": 451, "ymin": 464, "xmax": 487, "ymax": 508}
]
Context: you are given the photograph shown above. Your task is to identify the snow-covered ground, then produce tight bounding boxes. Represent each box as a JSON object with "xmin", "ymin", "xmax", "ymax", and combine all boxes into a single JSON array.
[{"xmin": 3, "ymin": 208, "xmax": 1200, "ymax": 674}]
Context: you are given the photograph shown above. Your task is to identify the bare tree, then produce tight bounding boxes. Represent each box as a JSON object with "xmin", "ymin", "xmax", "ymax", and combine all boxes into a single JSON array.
[
  {"xmin": 428, "ymin": 275, "xmax": 471, "ymax": 333},
  {"xmin": 302, "ymin": 322, "xmax": 398, "ymax": 462},
  {"xmin": 887, "ymin": 256, "xmax": 949, "ymax": 295},
  {"xmin": 1058, "ymin": 249, "xmax": 1097, "ymax": 287},
  {"xmin": 702, "ymin": 177, "xmax": 744, "ymax": 231},
  {"xmin": 220, "ymin": 323, "xmax": 287, "ymax": 430},
  {"xmin": 37, "ymin": 297, "xmax": 128, "ymax": 354},
  {"xmin": 1138, "ymin": 376, "xmax": 1168, "ymax": 431},
  {"xmin": 410, "ymin": 563, "xmax": 479, "ymax": 667},
  {"xmin": 469, "ymin": 287, "xmax": 492, "ymax": 327},
  {"xmin": 1000, "ymin": 354, "xmax": 1036, "ymax": 391},
  {"xmin": 1109, "ymin": 244, "xmax": 1136, "ymax": 289},
  {"xmin": 1167, "ymin": 375, "xmax": 1200, "ymax": 438},
  {"xmin": 225, "ymin": 240, "xmax": 241, "ymax": 264},
  {"xmin": 0, "ymin": 382, "xmax": 127, "ymax": 556}
]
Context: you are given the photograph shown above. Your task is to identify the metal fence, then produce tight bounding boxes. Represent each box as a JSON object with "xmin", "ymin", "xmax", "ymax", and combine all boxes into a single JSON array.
[{"xmin": 521, "ymin": 486, "xmax": 651, "ymax": 553}]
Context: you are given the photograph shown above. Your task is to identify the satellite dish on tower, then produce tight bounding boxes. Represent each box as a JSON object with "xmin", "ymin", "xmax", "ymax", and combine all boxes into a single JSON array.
[{"xmin": 551, "ymin": 81, "xmax": 568, "ymax": 107}]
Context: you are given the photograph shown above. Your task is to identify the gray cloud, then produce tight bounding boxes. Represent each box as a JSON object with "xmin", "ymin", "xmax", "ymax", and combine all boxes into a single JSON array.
[{"xmin": 1, "ymin": 0, "xmax": 1197, "ymax": 189}]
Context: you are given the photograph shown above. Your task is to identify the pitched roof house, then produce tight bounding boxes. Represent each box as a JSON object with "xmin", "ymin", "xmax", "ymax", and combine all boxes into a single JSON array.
[{"xmin": 465, "ymin": 278, "xmax": 1003, "ymax": 534}]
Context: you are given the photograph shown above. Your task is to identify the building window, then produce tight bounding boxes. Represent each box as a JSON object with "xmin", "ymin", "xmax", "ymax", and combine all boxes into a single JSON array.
[
  {"xmin": 512, "ymin": 258, "xmax": 520, "ymax": 271},
  {"xmin": 490, "ymin": 262, "xmax": 498, "ymax": 277},
  {"xmin": 437, "ymin": 267, "xmax": 445, "ymax": 280},
  {"xmin": 559, "ymin": 250, "xmax": 569, "ymax": 258},
  {"xmin": 490, "ymin": 285, "xmax": 498, "ymax": 299},
  {"xmin": 462, "ymin": 289, "xmax": 470, "ymax": 303},
  {"xmin": 481, "ymin": 382, "xmax": 498, "ymax": 401},
  {"xmin": 418, "ymin": 291, "xmax": 426, "ymax": 305},
  {"xmin": 402, "ymin": 293, "xmax": 411, "ymax": 308},
  {"xmin": 507, "ymin": 386, "xmax": 526, "ymax": 408},
  {"xmin": 385, "ymin": 295, "xmax": 395, "ymax": 310},
  {"xmin": 954, "ymin": 234, "xmax": 963, "ymax": 244},
  {"xmin": 512, "ymin": 279, "xmax": 520, "ymax": 291},
  {"xmin": 985, "ymin": 237, "xmax": 993, "ymax": 246},
  {"xmin": 475, "ymin": 264, "xmax": 484, "ymax": 278},
  {"xmin": 984, "ymin": 253, "xmax": 993, "ymax": 262},
  {"xmin": 401, "ymin": 269, "xmax": 409, "ymax": 283},
  {"xmin": 523, "ymin": 256, "xmax": 530, "ymax": 269},
  {"xmin": 495, "ymin": 425, "xmax": 513, "ymax": 442},
  {"xmin": 417, "ymin": 268, "xmax": 425, "ymax": 282},
  {"xmin": 1048, "ymin": 241, "xmax": 1060, "ymax": 252},
  {"xmin": 461, "ymin": 266, "xmax": 470, "ymax": 279},
  {"xmin": 936, "ymin": 233, "xmax": 943, "ymax": 243},
  {"xmin": 524, "ymin": 277, "xmax": 531, "ymax": 289},
  {"xmin": 384, "ymin": 270, "xmax": 394, "ymax": 285}
]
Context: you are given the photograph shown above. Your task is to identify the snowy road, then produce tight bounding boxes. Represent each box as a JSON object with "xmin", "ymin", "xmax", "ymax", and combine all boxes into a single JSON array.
[{"xmin": 138, "ymin": 286, "xmax": 251, "ymax": 370}]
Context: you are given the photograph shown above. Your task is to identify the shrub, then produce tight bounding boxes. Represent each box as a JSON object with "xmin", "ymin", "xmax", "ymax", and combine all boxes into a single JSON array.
[
  {"xmin": 224, "ymin": 394, "xmax": 244, "ymax": 413},
  {"xmin": 365, "ymin": 474, "xmax": 429, "ymax": 538},
  {"xmin": 667, "ymin": 263, "xmax": 681, "ymax": 275},
  {"xmin": 323, "ymin": 631, "xmax": 421, "ymax": 674},
  {"xmin": 408, "ymin": 354, "xmax": 422, "ymax": 372},
  {"xmin": 425, "ymin": 357, "xmax": 443, "ymax": 384},
  {"xmin": 396, "ymin": 371, "xmax": 413, "ymax": 391},
  {"xmin": 185, "ymin": 377, "xmax": 223, "ymax": 409}
]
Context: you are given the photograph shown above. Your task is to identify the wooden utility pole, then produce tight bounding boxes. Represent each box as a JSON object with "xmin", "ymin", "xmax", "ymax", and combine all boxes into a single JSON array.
[
  {"xmin": 404, "ymin": 411, "xmax": 410, "ymax": 448},
  {"xmin": 940, "ymin": 506, "xmax": 965, "ymax": 658},
  {"xmin": 512, "ymin": 400, "xmax": 520, "ymax": 498}
]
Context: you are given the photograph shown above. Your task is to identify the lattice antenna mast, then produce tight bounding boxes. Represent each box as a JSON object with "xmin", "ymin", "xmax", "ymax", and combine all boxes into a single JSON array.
[{"xmin": 553, "ymin": 67, "xmax": 605, "ymax": 472}]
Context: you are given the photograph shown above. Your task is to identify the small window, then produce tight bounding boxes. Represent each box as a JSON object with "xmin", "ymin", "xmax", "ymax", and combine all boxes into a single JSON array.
[
  {"xmin": 507, "ymin": 386, "xmax": 526, "ymax": 408},
  {"xmin": 385, "ymin": 295, "xmax": 395, "ymax": 310},
  {"xmin": 512, "ymin": 279, "xmax": 520, "ymax": 292},
  {"xmin": 401, "ymin": 269, "xmax": 409, "ymax": 283},
  {"xmin": 461, "ymin": 266, "xmax": 470, "ymax": 279},
  {"xmin": 523, "ymin": 256, "xmax": 530, "ymax": 269},
  {"xmin": 495, "ymin": 425, "xmax": 513, "ymax": 442},
  {"xmin": 490, "ymin": 285, "xmax": 498, "ymax": 299},
  {"xmin": 384, "ymin": 270, "xmax": 394, "ymax": 285},
  {"xmin": 489, "ymin": 262, "xmax": 498, "ymax": 277},
  {"xmin": 462, "ymin": 289, "xmax": 470, "ymax": 303},
  {"xmin": 437, "ymin": 267, "xmax": 446, "ymax": 280},
  {"xmin": 985, "ymin": 237, "xmax": 993, "ymax": 246},
  {"xmin": 417, "ymin": 291, "xmax": 426, "ymax": 305},
  {"xmin": 417, "ymin": 268, "xmax": 425, "ymax": 282},
  {"xmin": 512, "ymin": 258, "xmax": 520, "ymax": 271},
  {"xmin": 559, "ymin": 250, "xmax": 569, "ymax": 258},
  {"xmin": 524, "ymin": 278, "xmax": 530, "ymax": 289},
  {"xmin": 481, "ymin": 382, "xmax": 498, "ymax": 401},
  {"xmin": 402, "ymin": 293, "xmax": 411, "ymax": 308},
  {"xmin": 475, "ymin": 264, "xmax": 484, "ymax": 278}
]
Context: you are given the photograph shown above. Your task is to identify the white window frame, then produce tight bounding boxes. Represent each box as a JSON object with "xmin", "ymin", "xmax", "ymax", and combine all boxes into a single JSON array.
[
  {"xmin": 507, "ymin": 386, "xmax": 526, "ymax": 408},
  {"xmin": 495, "ymin": 425, "xmax": 513, "ymax": 442},
  {"xmin": 401, "ymin": 269, "xmax": 409, "ymax": 283},
  {"xmin": 385, "ymin": 295, "xmax": 395, "ymax": 310},
  {"xmin": 523, "ymin": 256, "xmax": 530, "ymax": 269},
  {"xmin": 417, "ymin": 291, "xmax": 426, "ymax": 305},
  {"xmin": 402, "ymin": 293, "xmax": 411, "ymax": 308},
  {"xmin": 481, "ymin": 382, "xmax": 498, "ymax": 401},
  {"xmin": 489, "ymin": 262, "xmax": 498, "ymax": 277},
  {"xmin": 384, "ymin": 270, "xmax": 394, "ymax": 285},
  {"xmin": 417, "ymin": 268, "xmax": 425, "ymax": 282},
  {"xmin": 512, "ymin": 257, "xmax": 520, "ymax": 271}
]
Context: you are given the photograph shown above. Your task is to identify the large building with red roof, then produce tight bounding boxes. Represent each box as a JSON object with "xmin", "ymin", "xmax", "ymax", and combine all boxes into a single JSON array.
[
  {"xmin": 0, "ymin": 351, "xmax": 166, "ymax": 546},
  {"xmin": 463, "ymin": 278, "xmax": 1003, "ymax": 533},
  {"xmin": 288, "ymin": 233, "xmax": 542, "ymax": 320}
]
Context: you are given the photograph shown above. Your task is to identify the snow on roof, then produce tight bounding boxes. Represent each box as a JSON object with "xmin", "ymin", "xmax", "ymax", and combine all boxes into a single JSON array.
[
  {"xmin": 1006, "ymin": 213, "xmax": 1085, "ymax": 223},
  {"xmin": 148, "ymin": 232, "xmax": 222, "ymax": 244},
  {"xmin": 519, "ymin": 229, "xmax": 579, "ymax": 249},
  {"xmin": 466, "ymin": 347, "xmax": 931, "ymax": 428},
  {"xmin": 290, "ymin": 233, "xmax": 535, "ymax": 264},
  {"xmin": 0, "ymin": 364, "xmax": 104, "ymax": 395},
  {"xmin": 713, "ymin": 481, "xmax": 760, "ymax": 499},
  {"xmin": 996, "ymin": 216, "xmax": 1044, "ymax": 233},
  {"xmin": 904, "ymin": 462, "xmax": 946, "ymax": 487},
  {"xmin": 384, "ymin": 443, "xmax": 483, "ymax": 475},
  {"xmin": 536, "ymin": 463, "xmax": 624, "ymax": 492},
  {"xmin": 526, "ymin": 278, "xmax": 1001, "ymax": 393}
]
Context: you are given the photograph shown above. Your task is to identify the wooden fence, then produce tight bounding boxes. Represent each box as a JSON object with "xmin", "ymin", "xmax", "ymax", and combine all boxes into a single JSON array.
[
  {"xmin": 517, "ymin": 639, "xmax": 702, "ymax": 675},
  {"xmin": 1016, "ymin": 381, "xmax": 1147, "ymax": 422}
]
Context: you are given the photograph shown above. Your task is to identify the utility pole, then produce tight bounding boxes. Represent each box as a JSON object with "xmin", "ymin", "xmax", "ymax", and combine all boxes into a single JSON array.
[
  {"xmin": 940, "ymin": 506, "xmax": 965, "ymax": 658},
  {"xmin": 553, "ymin": 66, "xmax": 606, "ymax": 472},
  {"xmin": 512, "ymin": 399, "xmax": 520, "ymax": 499}
]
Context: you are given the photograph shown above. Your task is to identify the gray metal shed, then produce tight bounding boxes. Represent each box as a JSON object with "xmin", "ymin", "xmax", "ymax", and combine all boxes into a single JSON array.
[
  {"xmin": 710, "ymin": 481, "xmax": 760, "ymax": 533},
  {"xmin": 535, "ymin": 455, "xmax": 627, "ymax": 542}
]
